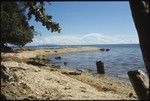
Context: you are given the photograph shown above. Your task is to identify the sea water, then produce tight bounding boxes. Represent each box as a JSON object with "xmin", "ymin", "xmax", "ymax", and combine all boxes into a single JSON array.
[{"xmin": 50, "ymin": 44, "xmax": 146, "ymax": 83}]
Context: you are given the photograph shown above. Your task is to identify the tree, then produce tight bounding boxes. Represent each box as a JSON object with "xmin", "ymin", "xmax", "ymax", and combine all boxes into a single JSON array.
[
  {"xmin": 1, "ymin": 1, "xmax": 61, "ymax": 48},
  {"xmin": 1, "ymin": 2, "xmax": 33, "ymax": 47},
  {"xmin": 129, "ymin": 1, "xmax": 150, "ymax": 75},
  {"xmin": 18, "ymin": 1, "xmax": 61, "ymax": 32},
  {"xmin": 129, "ymin": 1, "xmax": 150, "ymax": 100}
]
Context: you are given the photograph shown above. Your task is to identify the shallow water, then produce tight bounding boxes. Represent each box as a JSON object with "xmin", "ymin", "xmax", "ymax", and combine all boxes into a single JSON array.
[{"xmin": 50, "ymin": 44, "xmax": 146, "ymax": 82}]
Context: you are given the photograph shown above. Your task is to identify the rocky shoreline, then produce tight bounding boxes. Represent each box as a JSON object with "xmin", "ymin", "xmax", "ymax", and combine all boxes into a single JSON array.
[{"xmin": 1, "ymin": 47, "xmax": 137, "ymax": 100}]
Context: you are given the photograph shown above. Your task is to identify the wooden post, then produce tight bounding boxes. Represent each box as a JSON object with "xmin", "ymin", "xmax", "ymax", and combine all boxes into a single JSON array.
[
  {"xmin": 96, "ymin": 61, "xmax": 105, "ymax": 74},
  {"xmin": 128, "ymin": 69, "xmax": 149, "ymax": 100}
]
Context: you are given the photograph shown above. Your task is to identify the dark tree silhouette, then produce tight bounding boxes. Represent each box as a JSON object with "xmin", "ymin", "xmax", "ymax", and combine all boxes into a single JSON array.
[
  {"xmin": 1, "ymin": 1, "xmax": 61, "ymax": 49},
  {"xmin": 129, "ymin": 1, "xmax": 149, "ymax": 100},
  {"xmin": 129, "ymin": 1, "xmax": 150, "ymax": 74},
  {"xmin": 1, "ymin": 2, "xmax": 34, "ymax": 48}
]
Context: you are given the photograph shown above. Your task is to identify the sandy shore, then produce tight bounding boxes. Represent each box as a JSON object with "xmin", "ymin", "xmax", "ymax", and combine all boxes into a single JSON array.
[{"xmin": 1, "ymin": 47, "xmax": 137, "ymax": 100}]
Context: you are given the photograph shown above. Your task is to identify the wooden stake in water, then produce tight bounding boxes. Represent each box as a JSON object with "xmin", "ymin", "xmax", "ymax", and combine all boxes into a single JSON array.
[{"xmin": 96, "ymin": 61, "xmax": 105, "ymax": 74}]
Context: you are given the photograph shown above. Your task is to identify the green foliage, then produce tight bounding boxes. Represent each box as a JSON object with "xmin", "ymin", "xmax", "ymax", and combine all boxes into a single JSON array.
[
  {"xmin": 1, "ymin": 1, "xmax": 61, "ymax": 47},
  {"xmin": 1, "ymin": 2, "xmax": 34, "ymax": 47},
  {"xmin": 18, "ymin": 1, "xmax": 61, "ymax": 32}
]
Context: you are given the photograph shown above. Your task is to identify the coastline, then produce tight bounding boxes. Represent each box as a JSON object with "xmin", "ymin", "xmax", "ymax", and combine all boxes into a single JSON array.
[{"xmin": 1, "ymin": 46, "xmax": 137, "ymax": 100}]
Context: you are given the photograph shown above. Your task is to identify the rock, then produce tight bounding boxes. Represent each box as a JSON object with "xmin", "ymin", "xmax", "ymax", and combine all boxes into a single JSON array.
[
  {"xmin": 26, "ymin": 61, "xmax": 47, "ymax": 66},
  {"xmin": 100, "ymin": 48, "xmax": 110, "ymax": 51},
  {"xmin": 55, "ymin": 56, "xmax": 61, "ymax": 60},
  {"xmin": 99, "ymin": 48, "xmax": 105, "ymax": 51},
  {"xmin": 80, "ymin": 86, "xmax": 86, "ymax": 92},
  {"xmin": 51, "ymin": 65, "xmax": 60, "ymax": 69},
  {"xmin": 61, "ymin": 71, "xmax": 81, "ymax": 75},
  {"xmin": 102, "ymin": 87, "xmax": 108, "ymax": 91},
  {"xmin": 68, "ymin": 71, "xmax": 81, "ymax": 75},
  {"xmin": 64, "ymin": 86, "xmax": 71, "ymax": 90},
  {"xmin": 23, "ymin": 96, "xmax": 37, "ymax": 100},
  {"xmin": 129, "ymin": 92, "xmax": 133, "ymax": 97},
  {"xmin": 106, "ymin": 49, "xmax": 110, "ymax": 51},
  {"xmin": 64, "ymin": 62, "xmax": 67, "ymax": 66}
]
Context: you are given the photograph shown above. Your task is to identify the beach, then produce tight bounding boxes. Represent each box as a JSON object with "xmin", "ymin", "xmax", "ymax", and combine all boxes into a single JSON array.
[{"xmin": 1, "ymin": 47, "xmax": 137, "ymax": 100}]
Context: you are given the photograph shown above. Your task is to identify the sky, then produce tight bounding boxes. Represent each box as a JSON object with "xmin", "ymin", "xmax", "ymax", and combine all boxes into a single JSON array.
[{"xmin": 27, "ymin": 1, "xmax": 139, "ymax": 46}]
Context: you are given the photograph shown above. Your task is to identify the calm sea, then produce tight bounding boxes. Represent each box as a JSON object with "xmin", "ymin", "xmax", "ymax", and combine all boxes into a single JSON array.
[{"xmin": 49, "ymin": 44, "xmax": 146, "ymax": 83}]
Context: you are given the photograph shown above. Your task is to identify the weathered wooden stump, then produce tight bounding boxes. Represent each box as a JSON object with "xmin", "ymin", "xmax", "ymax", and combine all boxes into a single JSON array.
[
  {"xmin": 128, "ymin": 69, "xmax": 149, "ymax": 100},
  {"xmin": 96, "ymin": 61, "xmax": 105, "ymax": 74}
]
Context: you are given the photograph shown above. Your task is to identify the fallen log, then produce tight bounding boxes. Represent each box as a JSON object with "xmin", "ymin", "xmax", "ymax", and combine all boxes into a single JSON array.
[{"xmin": 128, "ymin": 69, "xmax": 149, "ymax": 100}]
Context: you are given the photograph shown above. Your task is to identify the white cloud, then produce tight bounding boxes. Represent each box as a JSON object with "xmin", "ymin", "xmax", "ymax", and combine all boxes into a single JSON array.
[{"xmin": 26, "ymin": 33, "xmax": 139, "ymax": 46}]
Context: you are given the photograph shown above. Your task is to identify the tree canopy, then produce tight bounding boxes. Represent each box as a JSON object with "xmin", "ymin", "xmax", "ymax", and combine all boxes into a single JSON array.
[{"xmin": 1, "ymin": 1, "xmax": 61, "ymax": 48}]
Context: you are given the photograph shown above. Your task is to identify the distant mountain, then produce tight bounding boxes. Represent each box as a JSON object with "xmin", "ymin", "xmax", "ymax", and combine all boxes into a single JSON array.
[{"xmin": 27, "ymin": 33, "xmax": 139, "ymax": 46}]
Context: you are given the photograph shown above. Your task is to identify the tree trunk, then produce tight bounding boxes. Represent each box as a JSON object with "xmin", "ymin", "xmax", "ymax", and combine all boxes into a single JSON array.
[
  {"xmin": 129, "ymin": 1, "xmax": 150, "ymax": 100},
  {"xmin": 129, "ymin": 1, "xmax": 150, "ymax": 74}
]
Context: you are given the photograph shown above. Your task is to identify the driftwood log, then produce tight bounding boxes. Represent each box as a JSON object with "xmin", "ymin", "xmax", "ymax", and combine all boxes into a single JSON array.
[
  {"xmin": 128, "ymin": 70, "xmax": 149, "ymax": 100},
  {"xmin": 96, "ymin": 61, "xmax": 105, "ymax": 74}
]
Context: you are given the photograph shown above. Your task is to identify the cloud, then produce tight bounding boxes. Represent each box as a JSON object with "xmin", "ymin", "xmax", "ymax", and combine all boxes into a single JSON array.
[{"xmin": 26, "ymin": 33, "xmax": 139, "ymax": 46}]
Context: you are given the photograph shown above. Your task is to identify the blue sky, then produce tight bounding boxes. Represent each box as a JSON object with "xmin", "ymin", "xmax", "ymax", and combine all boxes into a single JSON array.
[{"xmin": 28, "ymin": 1, "xmax": 139, "ymax": 45}]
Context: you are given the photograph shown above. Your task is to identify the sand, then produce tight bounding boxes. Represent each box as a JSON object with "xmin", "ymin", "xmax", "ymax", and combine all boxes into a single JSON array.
[{"xmin": 1, "ymin": 47, "xmax": 137, "ymax": 100}]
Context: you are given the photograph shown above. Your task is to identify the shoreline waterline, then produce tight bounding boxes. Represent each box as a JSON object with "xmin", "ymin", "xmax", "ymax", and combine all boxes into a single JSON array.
[
  {"xmin": 48, "ymin": 44, "xmax": 145, "ymax": 83},
  {"xmin": 1, "ymin": 46, "xmax": 138, "ymax": 100}
]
